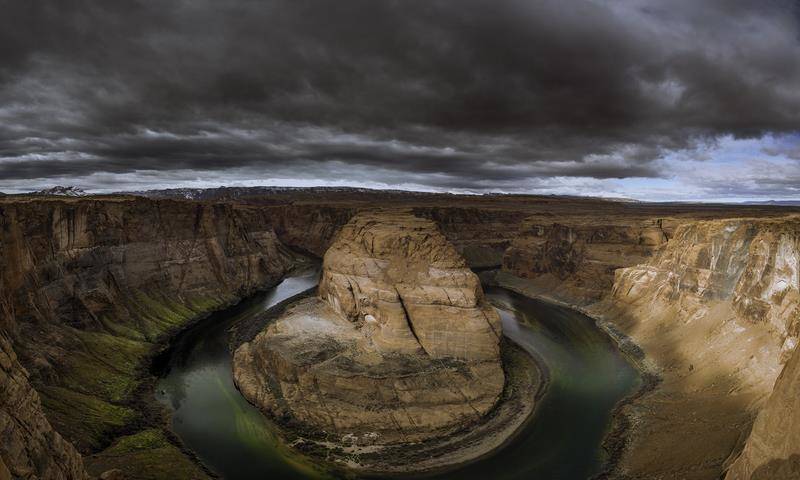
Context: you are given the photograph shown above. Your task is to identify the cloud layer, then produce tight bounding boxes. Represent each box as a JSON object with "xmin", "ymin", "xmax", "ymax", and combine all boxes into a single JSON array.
[{"xmin": 2, "ymin": 0, "xmax": 800, "ymax": 198}]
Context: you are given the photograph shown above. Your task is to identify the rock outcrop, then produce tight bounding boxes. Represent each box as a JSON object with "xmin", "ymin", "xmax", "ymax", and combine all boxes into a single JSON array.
[
  {"xmin": 319, "ymin": 211, "xmax": 502, "ymax": 361},
  {"xmin": 726, "ymin": 344, "xmax": 800, "ymax": 480},
  {"xmin": 1, "ymin": 332, "xmax": 87, "ymax": 479},
  {"xmin": 233, "ymin": 211, "xmax": 504, "ymax": 447}
]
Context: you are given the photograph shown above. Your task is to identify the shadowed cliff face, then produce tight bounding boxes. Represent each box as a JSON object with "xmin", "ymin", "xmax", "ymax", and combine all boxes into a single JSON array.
[
  {"xmin": 727, "ymin": 344, "xmax": 800, "ymax": 480},
  {"xmin": 0, "ymin": 197, "xmax": 298, "ymax": 477},
  {"xmin": 412, "ymin": 207, "xmax": 529, "ymax": 268},
  {"xmin": 503, "ymin": 216, "xmax": 671, "ymax": 304},
  {"xmin": 0, "ymin": 333, "xmax": 86, "ymax": 480},
  {"xmin": 268, "ymin": 203, "xmax": 529, "ymax": 269}
]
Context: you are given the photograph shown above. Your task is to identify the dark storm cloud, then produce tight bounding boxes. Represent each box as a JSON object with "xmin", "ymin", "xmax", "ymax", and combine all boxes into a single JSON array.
[{"xmin": 1, "ymin": 0, "xmax": 799, "ymax": 189}]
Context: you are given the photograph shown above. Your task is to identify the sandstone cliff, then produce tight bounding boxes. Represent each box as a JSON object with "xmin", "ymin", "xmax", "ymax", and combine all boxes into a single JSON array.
[
  {"xmin": 268, "ymin": 203, "xmax": 529, "ymax": 269},
  {"xmin": 600, "ymin": 217, "xmax": 800, "ymax": 479},
  {"xmin": 412, "ymin": 206, "xmax": 528, "ymax": 268},
  {"xmin": 726, "ymin": 343, "xmax": 800, "ymax": 479},
  {"xmin": 233, "ymin": 211, "xmax": 504, "ymax": 449},
  {"xmin": 0, "ymin": 332, "xmax": 86, "ymax": 480},
  {"xmin": 0, "ymin": 197, "xmax": 297, "ymax": 477},
  {"xmin": 503, "ymin": 215, "xmax": 672, "ymax": 304},
  {"xmin": 611, "ymin": 218, "xmax": 799, "ymax": 385}
]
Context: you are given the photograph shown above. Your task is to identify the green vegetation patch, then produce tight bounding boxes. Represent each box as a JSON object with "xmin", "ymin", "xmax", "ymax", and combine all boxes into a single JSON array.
[
  {"xmin": 47, "ymin": 287, "xmax": 237, "ymax": 472},
  {"xmin": 128, "ymin": 291, "xmax": 228, "ymax": 341},
  {"xmin": 85, "ymin": 429, "xmax": 210, "ymax": 480},
  {"xmin": 39, "ymin": 386, "xmax": 139, "ymax": 452},
  {"xmin": 60, "ymin": 329, "xmax": 151, "ymax": 402}
]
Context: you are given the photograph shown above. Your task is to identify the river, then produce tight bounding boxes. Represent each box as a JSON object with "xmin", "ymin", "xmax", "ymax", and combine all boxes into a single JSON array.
[{"xmin": 154, "ymin": 269, "xmax": 641, "ymax": 479}]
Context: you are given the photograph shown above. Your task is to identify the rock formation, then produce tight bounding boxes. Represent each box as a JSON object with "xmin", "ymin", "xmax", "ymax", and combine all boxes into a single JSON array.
[
  {"xmin": 726, "ymin": 343, "xmax": 800, "ymax": 479},
  {"xmin": 5, "ymin": 189, "xmax": 800, "ymax": 480},
  {"xmin": 0, "ymin": 332, "xmax": 87, "ymax": 479},
  {"xmin": 233, "ymin": 211, "xmax": 504, "ymax": 446},
  {"xmin": 612, "ymin": 218, "xmax": 799, "ymax": 382}
]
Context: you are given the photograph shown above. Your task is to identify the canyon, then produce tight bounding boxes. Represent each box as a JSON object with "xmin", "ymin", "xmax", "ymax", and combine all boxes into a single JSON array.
[{"xmin": 2, "ymin": 188, "xmax": 800, "ymax": 479}]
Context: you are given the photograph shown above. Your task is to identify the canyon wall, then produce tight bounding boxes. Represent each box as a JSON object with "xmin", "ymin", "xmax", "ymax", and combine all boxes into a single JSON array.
[
  {"xmin": 412, "ymin": 206, "xmax": 528, "ymax": 268},
  {"xmin": 268, "ymin": 203, "xmax": 529, "ymax": 269},
  {"xmin": 3, "ymin": 191, "xmax": 799, "ymax": 480},
  {"xmin": 1, "ymin": 332, "xmax": 86, "ymax": 480},
  {"xmin": 503, "ymin": 215, "xmax": 673, "ymax": 304},
  {"xmin": 0, "ymin": 197, "xmax": 298, "ymax": 477},
  {"xmin": 601, "ymin": 218, "xmax": 800, "ymax": 479},
  {"xmin": 493, "ymin": 213, "xmax": 800, "ymax": 479},
  {"xmin": 266, "ymin": 204, "xmax": 357, "ymax": 256},
  {"xmin": 726, "ymin": 344, "xmax": 800, "ymax": 479},
  {"xmin": 611, "ymin": 218, "xmax": 800, "ymax": 370}
]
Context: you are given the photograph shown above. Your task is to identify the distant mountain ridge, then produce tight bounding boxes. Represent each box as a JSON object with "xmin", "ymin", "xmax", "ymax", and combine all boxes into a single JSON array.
[
  {"xmin": 31, "ymin": 186, "xmax": 87, "ymax": 197},
  {"xmin": 123, "ymin": 185, "xmax": 460, "ymax": 200}
]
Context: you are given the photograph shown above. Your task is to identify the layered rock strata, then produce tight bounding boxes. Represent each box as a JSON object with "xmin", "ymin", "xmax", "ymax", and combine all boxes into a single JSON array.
[
  {"xmin": 233, "ymin": 211, "xmax": 504, "ymax": 446},
  {"xmin": 726, "ymin": 344, "xmax": 800, "ymax": 479},
  {"xmin": 599, "ymin": 218, "xmax": 800, "ymax": 479},
  {"xmin": 503, "ymin": 215, "xmax": 673, "ymax": 304},
  {"xmin": 0, "ymin": 332, "xmax": 86, "ymax": 480},
  {"xmin": 0, "ymin": 196, "xmax": 297, "ymax": 476}
]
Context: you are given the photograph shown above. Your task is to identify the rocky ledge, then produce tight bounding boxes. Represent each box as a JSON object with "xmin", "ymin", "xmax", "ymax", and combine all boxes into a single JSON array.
[{"xmin": 233, "ymin": 211, "xmax": 534, "ymax": 471}]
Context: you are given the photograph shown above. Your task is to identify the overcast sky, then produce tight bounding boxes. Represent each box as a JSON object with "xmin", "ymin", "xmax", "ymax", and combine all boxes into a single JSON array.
[{"xmin": 2, "ymin": 0, "xmax": 800, "ymax": 200}]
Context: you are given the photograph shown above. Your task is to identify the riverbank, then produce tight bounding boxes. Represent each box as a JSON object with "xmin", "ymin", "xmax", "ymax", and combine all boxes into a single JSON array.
[
  {"xmin": 485, "ymin": 270, "xmax": 656, "ymax": 479},
  {"xmin": 355, "ymin": 338, "xmax": 545, "ymax": 475},
  {"xmin": 489, "ymin": 268, "xmax": 770, "ymax": 480},
  {"xmin": 230, "ymin": 292, "xmax": 546, "ymax": 476},
  {"xmin": 83, "ymin": 262, "xmax": 317, "ymax": 480},
  {"xmin": 121, "ymin": 264, "xmax": 640, "ymax": 479}
]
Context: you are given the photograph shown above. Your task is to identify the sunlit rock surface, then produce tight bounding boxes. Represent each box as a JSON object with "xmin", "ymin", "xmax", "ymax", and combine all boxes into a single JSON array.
[
  {"xmin": 602, "ymin": 217, "xmax": 800, "ymax": 479},
  {"xmin": 233, "ymin": 211, "xmax": 504, "ymax": 444}
]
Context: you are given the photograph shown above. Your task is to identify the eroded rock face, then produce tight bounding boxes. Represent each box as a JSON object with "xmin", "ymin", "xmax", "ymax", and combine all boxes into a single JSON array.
[
  {"xmin": 318, "ymin": 211, "xmax": 502, "ymax": 361},
  {"xmin": 234, "ymin": 211, "xmax": 504, "ymax": 445},
  {"xmin": 0, "ymin": 197, "xmax": 297, "ymax": 472},
  {"xmin": 0, "ymin": 333, "xmax": 87, "ymax": 479},
  {"xmin": 503, "ymin": 216, "xmax": 671, "ymax": 304},
  {"xmin": 726, "ymin": 344, "xmax": 800, "ymax": 480},
  {"xmin": 612, "ymin": 219, "xmax": 800, "ymax": 371},
  {"xmin": 603, "ymin": 218, "xmax": 800, "ymax": 479}
]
